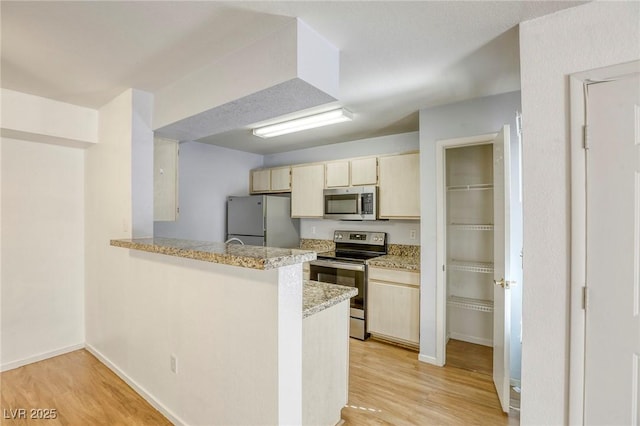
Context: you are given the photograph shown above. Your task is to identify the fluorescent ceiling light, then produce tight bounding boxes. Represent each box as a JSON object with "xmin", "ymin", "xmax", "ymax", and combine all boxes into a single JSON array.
[{"xmin": 252, "ymin": 108, "xmax": 353, "ymax": 138}]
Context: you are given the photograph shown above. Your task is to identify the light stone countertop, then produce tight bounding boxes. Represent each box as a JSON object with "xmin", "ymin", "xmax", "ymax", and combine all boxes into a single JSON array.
[
  {"xmin": 367, "ymin": 254, "xmax": 420, "ymax": 272},
  {"xmin": 111, "ymin": 237, "xmax": 316, "ymax": 270},
  {"xmin": 303, "ymin": 280, "xmax": 357, "ymax": 318}
]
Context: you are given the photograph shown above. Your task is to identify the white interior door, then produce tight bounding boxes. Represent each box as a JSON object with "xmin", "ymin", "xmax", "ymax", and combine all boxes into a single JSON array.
[
  {"xmin": 492, "ymin": 125, "xmax": 511, "ymax": 413},
  {"xmin": 584, "ymin": 72, "xmax": 640, "ymax": 425}
]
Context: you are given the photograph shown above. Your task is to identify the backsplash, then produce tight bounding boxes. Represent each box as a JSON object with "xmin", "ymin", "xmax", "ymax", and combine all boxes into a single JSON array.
[
  {"xmin": 300, "ymin": 239, "xmax": 419, "ymax": 257},
  {"xmin": 300, "ymin": 239, "xmax": 335, "ymax": 253},
  {"xmin": 388, "ymin": 244, "xmax": 420, "ymax": 257},
  {"xmin": 300, "ymin": 218, "xmax": 420, "ymax": 245}
]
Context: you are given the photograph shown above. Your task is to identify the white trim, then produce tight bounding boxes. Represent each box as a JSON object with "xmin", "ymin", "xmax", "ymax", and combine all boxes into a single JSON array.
[
  {"xmin": 435, "ymin": 132, "xmax": 498, "ymax": 367},
  {"xmin": 569, "ymin": 72, "xmax": 587, "ymax": 426},
  {"xmin": 0, "ymin": 343, "xmax": 85, "ymax": 372},
  {"xmin": 85, "ymin": 344, "xmax": 186, "ymax": 426},
  {"xmin": 510, "ymin": 378, "xmax": 522, "ymax": 388},
  {"xmin": 569, "ymin": 59, "xmax": 640, "ymax": 426},
  {"xmin": 447, "ymin": 332, "xmax": 492, "ymax": 348},
  {"xmin": 418, "ymin": 353, "xmax": 440, "ymax": 365}
]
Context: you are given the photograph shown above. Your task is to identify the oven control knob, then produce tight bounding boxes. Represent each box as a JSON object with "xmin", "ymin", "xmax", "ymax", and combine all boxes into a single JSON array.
[{"xmin": 337, "ymin": 234, "xmax": 343, "ymax": 239}]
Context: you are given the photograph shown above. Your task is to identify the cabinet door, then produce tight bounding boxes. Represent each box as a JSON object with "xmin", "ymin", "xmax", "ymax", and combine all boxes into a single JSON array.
[
  {"xmin": 378, "ymin": 153, "xmax": 420, "ymax": 219},
  {"xmin": 291, "ymin": 164, "xmax": 325, "ymax": 217},
  {"xmin": 325, "ymin": 161, "xmax": 350, "ymax": 188},
  {"xmin": 367, "ymin": 281, "xmax": 420, "ymax": 344},
  {"xmin": 270, "ymin": 167, "xmax": 291, "ymax": 192},
  {"xmin": 251, "ymin": 169, "xmax": 270, "ymax": 193},
  {"xmin": 351, "ymin": 157, "xmax": 378, "ymax": 186},
  {"xmin": 154, "ymin": 137, "xmax": 179, "ymax": 221}
]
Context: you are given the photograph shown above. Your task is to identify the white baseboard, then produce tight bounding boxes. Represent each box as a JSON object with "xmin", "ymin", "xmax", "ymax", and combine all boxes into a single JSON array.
[
  {"xmin": 85, "ymin": 344, "xmax": 186, "ymax": 426},
  {"xmin": 448, "ymin": 332, "xmax": 492, "ymax": 347},
  {"xmin": 418, "ymin": 353, "xmax": 441, "ymax": 366},
  {"xmin": 1, "ymin": 343, "xmax": 85, "ymax": 372}
]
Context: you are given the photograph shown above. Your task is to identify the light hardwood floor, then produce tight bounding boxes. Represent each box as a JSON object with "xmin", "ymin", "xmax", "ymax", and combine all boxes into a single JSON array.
[
  {"xmin": 342, "ymin": 338, "xmax": 519, "ymax": 425},
  {"xmin": 0, "ymin": 350, "xmax": 171, "ymax": 425},
  {"xmin": 1, "ymin": 341, "xmax": 518, "ymax": 425},
  {"xmin": 445, "ymin": 339, "xmax": 493, "ymax": 376}
]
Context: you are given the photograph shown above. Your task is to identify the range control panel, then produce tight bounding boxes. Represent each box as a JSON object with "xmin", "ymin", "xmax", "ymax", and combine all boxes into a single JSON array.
[{"xmin": 333, "ymin": 231, "xmax": 386, "ymax": 245}]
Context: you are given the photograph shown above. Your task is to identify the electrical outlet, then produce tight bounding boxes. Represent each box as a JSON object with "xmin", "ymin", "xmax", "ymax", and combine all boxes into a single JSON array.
[
  {"xmin": 311, "ymin": 226, "xmax": 316, "ymax": 235},
  {"xmin": 170, "ymin": 355, "xmax": 178, "ymax": 374},
  {"xmin": 410, "ymin": 230, "xmax": 417, "ymax": 240}
]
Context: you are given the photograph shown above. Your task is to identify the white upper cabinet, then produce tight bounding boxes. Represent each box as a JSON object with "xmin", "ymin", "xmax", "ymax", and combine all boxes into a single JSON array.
[
  {"xmin": 325, "ymin": 160, "xmax": 350, "ymax": 187},
  {"xmin": 291, "ymin": 163, "xmax": 325, "ymax": 217},
  {"xmin": 154, "ymin": 137, "xmax": 179, "ymax": 221},
  {"xmin": 251, "ymin": 169, "xmax": 271, "ymax": 193},
  {"xmin": 378, "ymin": 152, "xmax": 420, "ymax": 219},
  {"xmin": 325, "ymin": 157, "xmax": 377, "ymax": 188},
  {"xmin": 270, "ymin": 166, "xmax": 291, "ymax": 191},
  {"xmin": 250, "ymin": 166, "xmax": 291, "ymax": 193},
  {"xmin": 249, "ymin": 151, "xmax": 418, "ymax": 219},
  {"xmin": 350, "ymin": 157, "xmax": 378, "ymax": 186}
]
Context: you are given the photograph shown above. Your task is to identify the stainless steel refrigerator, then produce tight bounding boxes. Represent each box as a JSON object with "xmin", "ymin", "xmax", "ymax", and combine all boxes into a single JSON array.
[{"xmin": 226, "ymin": 195, "xmax": 300, "ymax": 248}]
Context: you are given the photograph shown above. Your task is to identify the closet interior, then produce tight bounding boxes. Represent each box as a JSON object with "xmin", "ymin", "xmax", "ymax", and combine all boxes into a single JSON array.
[{"xmin": 445, "ymin": 143, "xmax": 494, "ymax": 372}]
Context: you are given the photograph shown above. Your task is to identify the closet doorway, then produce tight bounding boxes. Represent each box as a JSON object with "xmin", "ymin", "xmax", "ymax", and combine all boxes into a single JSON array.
[{"xmin": 435, "ymin": 127, "xmax": 514, "ymax": 412}]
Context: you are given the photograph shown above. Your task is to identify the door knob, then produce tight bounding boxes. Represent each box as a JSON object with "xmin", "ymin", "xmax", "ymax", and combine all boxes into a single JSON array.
[{"xmin": 493, "ymin": 278, "xmax": 515, "ymax": 289}]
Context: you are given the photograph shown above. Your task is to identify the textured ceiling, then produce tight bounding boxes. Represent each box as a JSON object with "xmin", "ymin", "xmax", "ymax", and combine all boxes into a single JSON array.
[{"xmin": 1, "ymin": 1, "xmax": 586, "ymax": 154}]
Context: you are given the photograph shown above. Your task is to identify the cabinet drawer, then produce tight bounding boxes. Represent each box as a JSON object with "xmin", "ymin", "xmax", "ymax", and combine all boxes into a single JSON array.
[{"xmin": 368, "ymin": 267, "xmax": 419, "ymax": 286}]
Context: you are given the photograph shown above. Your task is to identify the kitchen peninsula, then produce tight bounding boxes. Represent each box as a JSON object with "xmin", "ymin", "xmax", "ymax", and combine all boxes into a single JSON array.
[{"xmin": 110, "ymin": 237, "xmax": 354, "ymax": 426}]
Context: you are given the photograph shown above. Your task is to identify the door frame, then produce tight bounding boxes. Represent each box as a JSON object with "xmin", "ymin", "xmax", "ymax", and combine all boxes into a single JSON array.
[
  {"xmin": 435, "ymin": 132, "xmax": 498, "ymax": 366},
  {"xmin": 569, "ymin": 60, "xmax": 640, "ymax": 425}
]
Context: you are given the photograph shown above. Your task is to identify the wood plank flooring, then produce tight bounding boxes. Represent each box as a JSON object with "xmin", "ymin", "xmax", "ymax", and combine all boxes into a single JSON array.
[
  {"xmin": 342, "ymin": 338, "xmax": 519, "ymax": 425},
  {"xmin": 445, "ymin": 339, "xmax": 493, "ymax": 376},
  {"xmin": 0, "ymin": 350, "xmax": 171, "ymax": 425},
  {"xmin": 1, "ymin": 341, "xmax": 518, "ymax": 425}
]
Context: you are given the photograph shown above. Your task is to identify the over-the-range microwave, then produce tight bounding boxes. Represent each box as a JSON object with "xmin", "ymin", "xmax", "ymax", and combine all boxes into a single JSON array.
[{"xmin": 323, "ymin": 186, "xmax": 377, "ymax": 220}]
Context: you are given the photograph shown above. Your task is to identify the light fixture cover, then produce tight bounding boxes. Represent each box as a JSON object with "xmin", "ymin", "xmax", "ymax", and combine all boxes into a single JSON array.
[{"xmin": 253, "ymin": 108, "xmax": 353, "ymax": 138}]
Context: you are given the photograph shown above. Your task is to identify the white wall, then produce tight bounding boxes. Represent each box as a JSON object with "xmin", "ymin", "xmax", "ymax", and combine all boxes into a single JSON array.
[
  {"xmin": 153, "ymin": 142, "xmax": 263, "ymax": 242},
  {"xmin": 131, "ymin": 91, "xmax": 154, "ymax": 238},
  {"xmin": 419, "ymin": 91, "xmax": 523, "ymax": 381},
  {"xmin": 265, "ymin": 131, "xmax": 421, "ymax": 245},
  {"xmin": 519, "ymin": 2, "xmax": 640, "ymax": 424},
  {"xmin": 1, "ymin": 138, "xmax": 85, "ymax": 370},
  {"xmin": 0, "ymin": 88, "xmax": 98, "ymax": 147}
]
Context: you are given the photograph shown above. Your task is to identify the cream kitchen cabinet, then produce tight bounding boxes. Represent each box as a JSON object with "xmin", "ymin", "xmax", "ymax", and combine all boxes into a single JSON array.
[
  {"xmin": 250, "ymin": 166, "xmax": 291, "ymax": 193},
  {"xmin": 325, "ymin": 160, "xmax": 350, "ymax": 187},
  {"xmin": 270, "ymin": 167, "xmax": 291, "ymax": 191},
  {"xmin": 291, "ymin": 163, "xmax": 325, "ymax": 217},
  {"xmin": 378, "ymin": 152, "xmax": 420, "ymax": 219},
  {"xmin": 350, "ymin": 157, "xmax": 378, "ymax": 186},
  {"xmin": 367, "ymin": 267, "xmax": 420, "ymax": 347},
  {"xmin": 154, "ymin": 136, "xmax": 179, "ymax": 221},
  {"xmin": 251, "ymin": 169, "xmax": 271, "ymax": 192},
  {"xmin": 325, "ymin": 157, "xmax": 378, "ymax": 188}
]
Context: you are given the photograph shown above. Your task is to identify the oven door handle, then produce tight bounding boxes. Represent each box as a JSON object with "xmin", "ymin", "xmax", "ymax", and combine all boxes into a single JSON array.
[{"xmin": 310, "ymin": 259, "xmax": 366, "ymax": 272}]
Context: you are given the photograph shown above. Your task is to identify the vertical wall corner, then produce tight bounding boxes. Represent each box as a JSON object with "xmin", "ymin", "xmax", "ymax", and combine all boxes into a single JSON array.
[{"xmin": 296, "ymin": 19, "xmax": 340, "ymax": 99}]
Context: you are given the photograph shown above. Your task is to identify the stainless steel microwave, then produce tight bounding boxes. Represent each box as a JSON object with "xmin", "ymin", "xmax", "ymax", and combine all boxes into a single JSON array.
[{"xmin": 323, "ymin": 186, "xmax": 377, "ymax": 220}]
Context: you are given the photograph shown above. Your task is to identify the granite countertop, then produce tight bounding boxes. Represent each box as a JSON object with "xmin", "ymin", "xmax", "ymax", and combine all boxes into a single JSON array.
[
  {"xmin": 367, "ymin": 255, "xmax": 420, "ymax": 272},
  {"xmin": 111, "ymin": 237, "xmax": 316, "ymax": 270},
  {"xmin": 303, "ymin": 280, "xmax": 357, "ymax": 318}
]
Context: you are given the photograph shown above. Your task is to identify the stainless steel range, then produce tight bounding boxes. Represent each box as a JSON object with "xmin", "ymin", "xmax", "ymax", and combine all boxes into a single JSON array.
[{"xmin": 309, "ymin": 230, "xmax": 387, "ymax": 340}]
